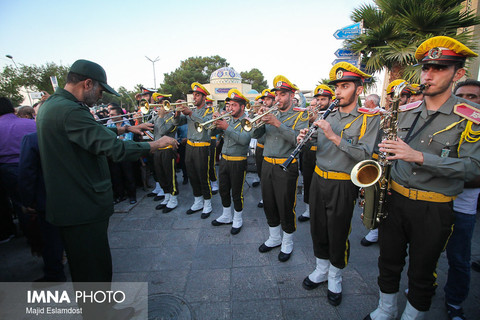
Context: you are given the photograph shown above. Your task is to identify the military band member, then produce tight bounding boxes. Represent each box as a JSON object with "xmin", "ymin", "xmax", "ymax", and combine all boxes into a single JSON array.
[
  {"xmin": 251, "ymin": 94, "xmax": 264, "ymax": 189},
  {"xmin": 365, "ymin": 36, "xmax": 480, "ymax": 320},
  {"xmin": 254, "ymin": 89, "xmax": 275, "ymax": 206},
  {"xmin": 150, "ymin": 93, "xmax": 179, "ymax": 213},
  {"xmin": 211, "ymin": 89, "xmax": 251, "ymax": 235},
  {"xmin": 254, "ymin": 76, "xmax": 309, "ymax": 262},
  {"xmin": 206, "ymin": 96, "xmax": 219, "ymax": 194},
  {"xmin": 298, "ymin": 63, "xmax": 379, "ymax": 307},
  {"xmin": 408, "ymin": 84, "xmax": 424, "ymax": 103},
  {"xmin": 298, "ymin": 84, "xmax": 334, "ymax": 222},
  {"xmin": 136, "ymin": 87, "xmax": 166, "ymax": 200},
  {"xmin": 386, "ymin": 79, "xmax": 411, "ymax": 109},
  {"xmin": 173, "ymin": 82, "xmax": 214, "ymax": 218}
]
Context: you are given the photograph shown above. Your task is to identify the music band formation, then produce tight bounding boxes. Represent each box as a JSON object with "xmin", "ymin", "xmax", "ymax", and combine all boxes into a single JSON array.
[{"xmin": 34, "ymin": 35, "xmax": 480, "ymax": 320}]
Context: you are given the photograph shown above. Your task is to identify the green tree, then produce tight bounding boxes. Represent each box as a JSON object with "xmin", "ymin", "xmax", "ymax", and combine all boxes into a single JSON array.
[
  {"xmin": 161, "ymin": 55, "xmax": 229, "ymax": 100},
  {"xmin": 347, "ymin": 0, "xmax": 480, "ymax": 83},
  {"xmin": 240, "ymin": 68, "xmax": 268, "ymax": 93},
  {"xmin": 0, "ymin": 62, "xmax": 69, "ymax": 106}
]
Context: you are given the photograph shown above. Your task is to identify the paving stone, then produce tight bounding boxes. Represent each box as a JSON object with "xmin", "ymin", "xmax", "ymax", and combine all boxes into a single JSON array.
[
  {"xmin": 192, "ymin": 244, "xmax": 233, "ymax": 270},
  {"xmin": 232, "ymin": 299, "xmax": 283, "ymax": 320},
  {"xmin": 190, "ymin": 301, "xmax": 230, "ymax": 320},
  {"xmin": 151, "ymin": 245, "xmax": 196, "ymax": 271},
  {"xmin": 232, "ymin": 244, "xmax": 271, "ymax": 268},
  {"xmin": 147, "ymin": 270, "xmax": 189, "ymax": 296},
  {"xmin": 281, "ymin": 297, "xmax": 340, "ymax": 320},
  {"xmin": 231, "ymin": 266, "xmax": 279, "ymax": 301},
  {"xmin": 184, "ymin": 268, "xmax": 230, "ymax": 303}
]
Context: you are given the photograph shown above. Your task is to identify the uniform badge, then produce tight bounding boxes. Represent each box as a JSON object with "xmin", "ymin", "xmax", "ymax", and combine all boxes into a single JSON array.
[
  {"xmin": 347, "ymin": 139, "xmax": 353, "ymax": 144},
  {"xmin": 318, "ymin": 89, "xmax": 324, "ymax": 95},
  {"xmin": 454, "ymin": 103, "xmax": 480, "ymax": 124},
  {"xmin": 336, "ymin": 70, "xmax": 343, "ymax": 80},
  {"xmin": 440, "ymin": 147, "xmax": 450, "ymax": 158},
  {"xmin": 276, "ymin": 81, "xmax": 283, "ymax": 88},
  {"xmin": 230, "ymin": 92, "xmax": 235, "ymax": 99},
  {"xmin": 428, "ymin": 47, "xmax": 442, "ymax": 59},
  {"xmin": 194, "ymin": 86, "xmax": 199, "ymax": 91}
]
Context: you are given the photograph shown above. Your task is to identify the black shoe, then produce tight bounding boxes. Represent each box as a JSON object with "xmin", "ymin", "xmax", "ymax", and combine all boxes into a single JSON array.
[
  {"xmin": 327, "ymin": 290, "xmax": 342, "ymax": 306},
  {"xmin": 147, "ymin": 192, "xmax": 156, "ymax": 197},
  {"xmin": 257, "ymin": 201, "xmax": 264, "ymax": 208},
  {"xmin": 201, "ymin": 211, "xmax": 211, "ymax": 219},
  {"xmin": 163, "ymin": 206, "xmax": 176, "ymax": 213},
  {"xmin": 298, "ymin": 215, "xmax": 310, "ymax": 222},
  {"xmin": 278, "ymin": 251, "xmax": 292, "ymax": 262},
  {"xmin": 114, "ymin": 197, "xmax": 126, "ymax": 204},
  {"xmin": 230, "ymin": 226, "xmax": 242, "ymax": 235},
  {"xmin": 212, "ymin": 190, "xmax": 218, "ymax": 195},
  {"xmin": 360, "ymin": 237, "xmax": 377, "ymax": 247},
  {"xmin": 445, "ymin": 301, "xmax": 466, "ymax": 320},
  {"xmin": 211, "ymin": 220, "xmax": 232, "ymax": 226},
  {"xmin": 186, "ymin": 208, "xmax": 202, "ymax": 215},
  {"xmin": 252, "ymin": 181, "xmax": 260, "ymax": 187},
  {"xmin": 155, "ymin": 203, "xmax": 167, "ymax": 210},
  {"xmin": 362, "ymin": 315, "xmax": 372, "ymax": 320},
  {"xmin": 302, "ymin": 277, "xmax": 325, "ymax": 290},
  {"xmin": 258, "ymin": 243, "xmax": 280, "ymax": 253},
  {"xmin": 154, "ymin": 195, "xmax": 165, "ymax": 201},
  {"xmin": 472, "ymin": 260, "xmax": 480, "ymax": 272},
  {"xmin": 129, "ymin": 199, "xmax": 137, "ymax": 205}
]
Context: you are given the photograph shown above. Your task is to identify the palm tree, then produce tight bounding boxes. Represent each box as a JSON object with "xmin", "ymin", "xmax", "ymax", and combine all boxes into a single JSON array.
[{"xmin": 347, "ymin": 0, "xmax": 480, "ymax": 83}]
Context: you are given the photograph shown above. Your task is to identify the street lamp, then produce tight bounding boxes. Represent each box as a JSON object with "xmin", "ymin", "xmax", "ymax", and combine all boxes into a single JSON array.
[
  {"xmin": 6, "ymin": 54, "xmax": 33, "ymax": 105},
  {"xmin": 145, "ymin": 56, "xmax": 160, "ymax": 89}
]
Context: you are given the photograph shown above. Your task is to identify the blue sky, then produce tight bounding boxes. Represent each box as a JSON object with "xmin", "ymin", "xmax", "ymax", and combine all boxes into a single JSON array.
[{"xmin": 1, "ymin": 0, "xmax": 379, "ymax": 94}]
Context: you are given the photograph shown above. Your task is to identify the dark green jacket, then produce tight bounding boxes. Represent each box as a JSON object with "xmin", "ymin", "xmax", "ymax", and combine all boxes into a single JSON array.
[{"xmin": 36, "ymin": 88, "xmax": 151, "ymax": 226}]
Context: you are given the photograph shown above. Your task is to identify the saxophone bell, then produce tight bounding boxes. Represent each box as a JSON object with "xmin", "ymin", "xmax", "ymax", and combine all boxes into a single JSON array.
[{"xmin": 350, "ymin": 160, "xmax": 382, "ymax": 188}]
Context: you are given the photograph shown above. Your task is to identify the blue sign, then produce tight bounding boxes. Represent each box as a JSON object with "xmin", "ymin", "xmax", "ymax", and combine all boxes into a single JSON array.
[
  {"xmin": 215, "ymin": 88, "xmax": 233, "ymax": 94},
  {"xmin": 335, "ymin": 49, "xmax": 356, "ymax": 58},
  {"xmin": 332, "ymin": 58, "xmax": 359, "ymax": 67},
  {"xmin": 333, "ymin": 22, "xmax": 362, "ymax": 40}
]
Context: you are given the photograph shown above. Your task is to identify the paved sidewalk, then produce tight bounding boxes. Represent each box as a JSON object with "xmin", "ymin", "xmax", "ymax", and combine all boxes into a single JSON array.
[{"xmin": 1, "ymin": 172, "xmax": 479, "ymax": 320}]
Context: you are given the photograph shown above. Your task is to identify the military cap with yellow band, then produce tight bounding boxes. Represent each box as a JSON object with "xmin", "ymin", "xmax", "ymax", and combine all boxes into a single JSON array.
[
  {"xmin": 225, "ymin": 89, "xmax": 249, "ymax": 105},
  {"xmin": 206, "ymin": 96, "xmax": 214, "ymax": 103},
  {"xmin": 272, "ymin": 75, "xmax": 299, "ymax": 92},
  {"xmin": 152, "ymin": 92, "xmax": 172, "ymax": 102},
  {"xmin": 261, "ymin": 88, "xmax": 276, "ymax": 99},
  {"xmin": 409, "ymin": 84, "xmax": 423, "ymax": 95},
  {"xmin": 189, "ymin": 82, "xmax": 210, "ymax": 96},
  {"xmin": 254, "ymin": 94, "xmax": 263, "ymax": 101},
  {"xmin": 386, "ymin": 79, "xmax": 411, "ymax": 95},
  {"xmin": 415, "ymin": 36, "xmax": 478, "ymax": 66},
  {"xmin": 329, "ymin": 62, "xmax": 371, "ymax": 85},
  {"xmin": 313, "ymin": 84, "xmax": 335, "ymax": 98}
]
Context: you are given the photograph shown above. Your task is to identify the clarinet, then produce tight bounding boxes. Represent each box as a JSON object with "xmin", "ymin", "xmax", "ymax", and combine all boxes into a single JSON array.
[{"xmin": 280, "ymin": 99, "xmax": 339, "ymax": 171}]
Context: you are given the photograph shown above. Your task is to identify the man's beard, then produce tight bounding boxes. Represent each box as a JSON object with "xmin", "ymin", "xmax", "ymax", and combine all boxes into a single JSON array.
[
  {"xmin": 83, "ymin": 83, "xmax": 100, "ymax": 107},
  {"xmin": 338, "ymin": 93, "xmax": 356, "ymax": 108}
]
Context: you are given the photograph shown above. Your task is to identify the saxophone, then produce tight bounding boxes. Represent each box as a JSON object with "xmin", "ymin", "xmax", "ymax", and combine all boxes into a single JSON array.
[{"xmin": 350, "ymin": 82, "xmax": 425, "ymax": 229}]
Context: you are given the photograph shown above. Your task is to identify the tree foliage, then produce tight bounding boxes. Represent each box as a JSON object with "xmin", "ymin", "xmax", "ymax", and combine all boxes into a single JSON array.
[
  {"xmin": 346, "ymin": 0, "xmax": 480, "ymax": 83},
  {"xmin": 161, "ymin": 55, "xmax": 229, "ymax": 100},
  {"xmin": 240, "ymin": 68, "xmax": 268, "ymax": 93}
]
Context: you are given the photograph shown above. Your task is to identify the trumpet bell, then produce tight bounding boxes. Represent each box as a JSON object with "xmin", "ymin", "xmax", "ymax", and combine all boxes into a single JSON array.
[
  {"xmin": 194, "ymin": 122, "xmax": 204, "ymax": 133},
  {"xmin": 350, "ymin": 160, "xmax": 382, "ymax": 188},
  {"xmin": 241, "ymin": 118, "xmax": 253, "ymax": 132}
]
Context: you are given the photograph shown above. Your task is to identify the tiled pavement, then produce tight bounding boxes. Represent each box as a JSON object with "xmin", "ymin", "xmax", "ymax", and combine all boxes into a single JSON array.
[{"xmin": 1, "ymin": 172, "xmax": 479, "ymax": 320}]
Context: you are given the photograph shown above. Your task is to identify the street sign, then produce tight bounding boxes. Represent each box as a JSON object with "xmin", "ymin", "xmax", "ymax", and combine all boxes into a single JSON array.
[
  {"xmin": 333, "ymin": 22, "xmax": 362, "ymax": 40},
  {"xmin": 332, "ymin": 58, "xmax": 359, "ymax": 67},
  {"xmin": 335, "ymin": 49, "xmax": 356, "ymax": 58}
]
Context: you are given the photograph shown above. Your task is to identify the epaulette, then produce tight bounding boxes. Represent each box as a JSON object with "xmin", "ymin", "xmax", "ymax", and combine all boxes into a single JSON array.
[
  {"xmin": 399, "ymin": 100, "xmax": 422, "ymax": 112},
  {"xmin": 454, "ymin": 103, "xmax": 480, "ymax": 125},
  {"xmin": 358, "ymin": 106, "xmax": 385, "ymax": 115}
]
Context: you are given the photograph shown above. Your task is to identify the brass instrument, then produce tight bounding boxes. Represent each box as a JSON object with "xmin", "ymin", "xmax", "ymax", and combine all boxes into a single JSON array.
[
  {"xmin": 350, "ymin": 82, "xmax": 427, "ymax": 229},
  {"xmin": 194, "ymin": 112, "xmax": 233, "ymax": 133},
  {"xmin": 241, "ymin": 103, "xmax": 280, "ymax": 132},
  {"xmin": 162, "ymin": 100, "xmax": 195, "ymax": 112}
]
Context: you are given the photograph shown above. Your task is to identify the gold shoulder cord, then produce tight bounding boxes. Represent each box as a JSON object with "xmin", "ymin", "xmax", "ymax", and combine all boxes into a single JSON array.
[
  {"xmin": 458, "ymin": 120, "xmax": 480, "ymax": 155},
  {"xmin": 291, "ymin": 111, "xmax": 308, "ymax": 130}
]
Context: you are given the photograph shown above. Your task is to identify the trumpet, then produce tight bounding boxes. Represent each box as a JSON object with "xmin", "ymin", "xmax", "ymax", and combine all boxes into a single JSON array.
[
  {"xmin": 163, "ymin": 100, "xmax": 196, "ymax": 112},
  {"xmin": 138, "ymin": 99, "xmax": 163, "ymax": 114},
  {"xmin": 97, "ymin": 104, "xmax": 151, "ymax": 123},
  {"xmin": 241, "ymin": 103, "xmax": 279, "ymax": 132},
  {"xmin": 194, "ymin": 112, "xmax": 233, "ymax": 133}
]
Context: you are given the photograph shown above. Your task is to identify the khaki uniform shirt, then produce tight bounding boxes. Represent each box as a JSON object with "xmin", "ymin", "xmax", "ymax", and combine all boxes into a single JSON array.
[
  {"xmin": 252, "ymin": 107, "xmax": 309, "ymax": 158},
  {"xmin": 316, "ymin": 105, "xmax": 380, "ymax": 174},
  {"xmin": 219, "ymin": 114, "xmax": 251, "ymax": 157},
  {"xmin": 173, "ymin": 104, "xmax": 212, "ymax": 142},
  {"xmin": 151, "ymin": 114, "xmax": 177, "ymax": 140},
  {"xmin": 392, "ymin": 95, "xmax": 480, "ymax": 196}
]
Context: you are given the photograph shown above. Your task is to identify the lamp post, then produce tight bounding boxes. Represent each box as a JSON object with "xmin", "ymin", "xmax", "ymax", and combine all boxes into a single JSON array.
[
  {"xmin": 6, "ymin": 54, "xmax": 33, "ymax": 105},
  {"xmin": 145, "ymin": 56, "xmax": 160, "ymax": 89}
]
